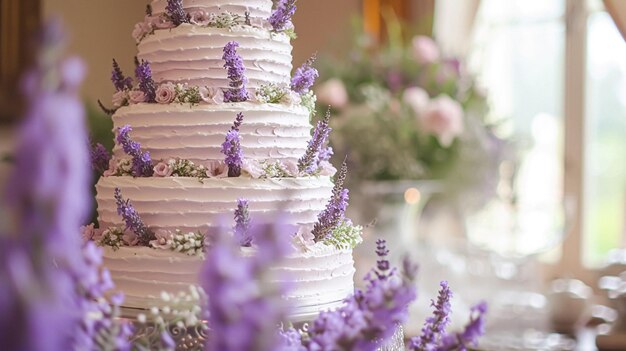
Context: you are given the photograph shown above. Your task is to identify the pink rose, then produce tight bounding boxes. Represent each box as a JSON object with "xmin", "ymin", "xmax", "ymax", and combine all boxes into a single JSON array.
[
  {"xmin": 153, "ymin": 162, "xmax": 173, "ymax": 177},
  {"xmin": 316, "ymin": 79, "xmax": 348, "ymax": 109},
  {"xmin": 81, "ymin": 223, "xmax": 96, "ymax": 243},
  {"xmin": 199, "ymin": 86, "xmax": 223, "ymax": 104},
  {"xmin": 189, "ymin": 10, "xmax": 211, "ymax": 26},
  {"xmin": 206, "ymin": 161, "xmax": 229, "ymax": 178},
  {"xmin": 402, "ymin": 87, "xmax": 429, "ymax": 115},
  {"xmin": 294, "ymin": 226, "xmax": 315, "ymax": 248},
  {"xmin": 150, "ymin": 229, "xmax": 173, "ymax": 249},
  {"xmin": 282, "ymin": 160, "xmax": 300, "ymax": 177},
  {"xmin": 103, "ymin": 159, "xmax": 118, "ymax": 177},
  {"xmin": 123, "ymin": 230, "xmax": 139, "ymax": 246},
  {"xmin": 129, "ymin": 90, "xmax": 147, "ymax": 104},
  {"xmin": 412, "ymin": 36, "xmax": 440, "ymax": 64},
  {"xmin": 155, "ymin": 82, "xmax": 177, "ymax": 104},
  {"xmin": 112, "ymin": 90, "xmax": 129, "ymax": 107},
  {"xmin": 419, "ymin": 95, "xmax": 464, "ymax": 147},
  {"xmin": 132, "ymin": 21, "xmax": 152, "ymax": 43}
]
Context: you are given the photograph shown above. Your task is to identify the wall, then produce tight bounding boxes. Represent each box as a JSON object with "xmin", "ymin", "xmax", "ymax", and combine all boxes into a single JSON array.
[{"xmin": 42, "ymin": 0, "xmax": 359, "ymax": 104}]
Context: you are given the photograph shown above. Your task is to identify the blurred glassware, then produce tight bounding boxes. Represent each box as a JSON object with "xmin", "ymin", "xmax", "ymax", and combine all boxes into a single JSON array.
[{"xmin": 546, "ymin": 278, "xmax": 593, "ymax": 334}]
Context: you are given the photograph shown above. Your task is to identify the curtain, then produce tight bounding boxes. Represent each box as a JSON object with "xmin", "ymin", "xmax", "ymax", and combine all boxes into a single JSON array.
[
  {"xmin": 603, "ymin": 0, "xmax": 626, "ymax": 41},
  {"xmin": 433, "ymin": 0, "xmax": 481, "ymax": 58}
]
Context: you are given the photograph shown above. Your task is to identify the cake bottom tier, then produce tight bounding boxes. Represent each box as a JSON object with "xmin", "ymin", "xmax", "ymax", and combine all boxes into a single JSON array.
[{"xmin": 104, "ymin": 244, "xmax": 356, "ymax": 322}]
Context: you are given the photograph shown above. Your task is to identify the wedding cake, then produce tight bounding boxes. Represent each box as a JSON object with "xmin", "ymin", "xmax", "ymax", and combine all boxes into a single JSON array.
[{"xmin": 88, "ymin": 0, "xmax": 362, "ymax": 321}]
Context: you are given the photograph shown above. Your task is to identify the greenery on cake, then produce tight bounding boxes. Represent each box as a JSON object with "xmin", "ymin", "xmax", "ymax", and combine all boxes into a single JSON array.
[
  {"xmin": 324, "ymin": 220, "xmax": 363, "ymax": 250},
  {"xmin": 255, "ymin": 83, "xmax": 289, "ymax": 104}
]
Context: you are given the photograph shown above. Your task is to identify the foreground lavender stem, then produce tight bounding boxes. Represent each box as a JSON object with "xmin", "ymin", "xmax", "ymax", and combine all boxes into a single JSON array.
[
  {"xmin": 435, "ymin": 302, "xmax": 488, "ymax": 351},
  {"xmin": 222, "ymin": 41, "xmax": 249, "ymax": 102},
  {"xmin": 90, "ymin": 142, "xmax": 111, "ymax": 174},
  {"xmin": 411, "ymin": 281, "xmax": 453, "ymax": 351},
  {"xmin": 114, "ymin": 187, "xmax": 154, "ymax": 246}
]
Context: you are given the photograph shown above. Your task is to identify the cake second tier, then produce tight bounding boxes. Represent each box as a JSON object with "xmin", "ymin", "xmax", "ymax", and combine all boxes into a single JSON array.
[{"xmin": 111, "ymin": 102, "xmax": 311, "ymax": 164}]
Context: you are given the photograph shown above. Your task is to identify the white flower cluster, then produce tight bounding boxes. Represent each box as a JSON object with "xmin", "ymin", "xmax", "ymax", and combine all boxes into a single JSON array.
[
  {"xmin": 98, "ymin": 227, "xmax": 125, "ymax": 251},
  {"xmin": 151, "ymin": 229, "xmax": 205, "ymax": 257}
]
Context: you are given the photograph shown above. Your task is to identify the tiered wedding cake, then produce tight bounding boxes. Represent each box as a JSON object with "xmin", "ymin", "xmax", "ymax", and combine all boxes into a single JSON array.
[{"xmin": 89, "ymin": 0, "xmax": 362, "ymax": 321}]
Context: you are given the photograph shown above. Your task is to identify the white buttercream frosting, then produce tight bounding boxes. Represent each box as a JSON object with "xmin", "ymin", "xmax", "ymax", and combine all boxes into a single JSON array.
[
  {"xmin": 138, "ymin": 24, "xmax": 292, "ymax": 89},
  {"xmin": 96, "ymin": 176, "xmax": 334, "ymax": 233},
  {"xmin": 103, "ymin": 242, "xmax": 355, "ymax": 320},
  {"xmin": 150, "ymin": 0, "xmax": 273, "ymax": 20},
  {"xmin": 111, "ymin": 102, "xmax": 311, "ymax": 163}
]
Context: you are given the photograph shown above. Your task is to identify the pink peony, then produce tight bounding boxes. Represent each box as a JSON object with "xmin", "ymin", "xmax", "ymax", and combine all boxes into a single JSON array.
[
  {"xmin": 129, "ymin": 90, "xmax": 147, "ymax": 104},
  {"xmin": 402, "ymin": 86, "xmax": 429, "ymax": 115},
  {"xmin": 315, "ymin": 78, "xmax": 348, "ymax": 109},
  {"xmin": 189, "ymin": 10, "xmax": 211, "ymax": 26},
  {"xmin": 155, "ymin": 82, "xmax": 177, "ymax": 104},
  {"xmin": 103, "ymin": 159, "xmax": 119, "ymax": 177},
  {"xmin": 419, "ymin": 95, "xmax": 464, "ymax": 147},
  {"xmin": 412, "ymin": 35, "xmax": 440, "ymax": 65},
  {"xmin": 153, "ymin": 162, "xmax": 173, "ymax": 177},
  {"xmin": 112, "ymin": 90, "xmax": 129, "ymax": 107},
  {"xmin": 206, "ymin": 161, "xmax": 229, "ymax": 178},
  {"xmin": 80, "ymin": 223, "xmax": 96, "ymax": 243},
  {"xmin": 122, "ymin": 230, "xmax": 139, "ymax": 246},
  {"xmin": 199, "ymin": 86, "xmax": 223, "ymax": 104}
]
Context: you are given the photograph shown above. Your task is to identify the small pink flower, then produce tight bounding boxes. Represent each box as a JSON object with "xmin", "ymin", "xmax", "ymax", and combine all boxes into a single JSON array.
[
  {"xmin": 317, "ymin": 161, "xmax": 337, "ymax": 177},
  {"xmin": 419, "ymin": 95, "xmax": 464, "ymax": 147},
  {"xmin": 207, "ymin": 160, "xmax": 229, "ymax": 178},
  {"xmin": 412, "ymin": 35, "xmax": 440, "ymax": 64},
  {"xmin": 316, "ymin": 79, "xmax": 348, "ymax": 109},
  {"xmin": 123, "ymin": 230, "xmax": 139, "ymax": 246},
  {"xmin": 155, "ymin": 82, "xmax": 177, "ymax": 104},
  {"xmin": 132, "ymin": 21, "xmax": 153, "ymax": 43},
  {"xmin": 112, "ymin": 90, "xmax": 129, "ymax": 107},
  {"xmin": 282, "ymin": 159, "xmax": 300, "ymax": 177},
  {"xmin": 199, "ymin": 86, "xmax": 223, "ymax": 104},
  {"xmin": 150, "ymin": 229, "xmax": 173, "ymax": 249},
  {"xmin": 129, "ymin": 90, "xmax": 147, "ymax": 104},
  {"xmin": 294, "ymin": 225, "xmax": 315, "ymax": 248},
  {"xmin": 103, "ymin": 159, "xmax": 119, "ymax": 177},
  {"xmin": 189, "ymin": 10, "xmax": 211, "ymax": 26},
  {"xmin": 153, "ymin": 162, "xmax": 173, "ymax": 177},
  {"xmin": 402, "ymin": 87, "xmax": 429, "ymax": 115},
  {"xmin": 81, "ymin": 223, "xmax": 96, "ymax": 243}
]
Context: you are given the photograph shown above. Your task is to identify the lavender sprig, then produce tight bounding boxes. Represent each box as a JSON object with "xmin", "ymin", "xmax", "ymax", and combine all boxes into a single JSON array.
[
  {"xmin": 234, "ymin": 198, "xmax": 252, "ymax": 247},
  {"xmin": 435, "ymin": 302, "xmax": 487, "ymax": 351},
  {"xmin": 166, "ymin": 0, "xmax": 189, "ymax": 26},
  {"xmin": 221, "ymin": 114, "xmax": 244, "ymax": 177},
  {"xmin": 411, "ymin": 281, "xmax": 453, "ymax": 351},
  {"xmin": 90, "ymin": 142, "xmax": 111, "ymax": 174},
  {"xmin": 97, "ymin": 99, "xmax": 117, "ymax": 116},
  {"xmin": 311, "ymin": 160, "xmax": 349, "ymax": 242},
  {"xmin": 222, "ymin": 41, "xmax": 249, "ymax": 102},
  {"xmin": 111, "ymin": 58, "xmax": 133, "ymax": 92},
  {"xmin": 116, "ymin": 125, "xmax": 154, "ymax": 177},
  {"xmin": 269, "ymin": 0, "xmax": 297, "ymax": 32},
  {"xmin": 298, "ymin": 108, "xmax": 332, "ymax": 174},
  {"xmin": 135, "ymin": 60, "xmax": 157, "ymax": 102},
  {"xmin": 114, "ymin": 187, "xmax": 154, "ymax": 246},
  {"xmin": 291, "ymin": 54, "xmax": 318, "ymax": 94}
]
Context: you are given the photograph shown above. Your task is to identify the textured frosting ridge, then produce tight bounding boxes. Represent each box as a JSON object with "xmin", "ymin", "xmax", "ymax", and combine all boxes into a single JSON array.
[
  {"xmin": 138, "ymin": 25, "xmax": 292, "ymax": 89},
  {"xmin": 150, "ymin": 0, "xmax": 273, "ymax": 20},
  {"xmin": 104, "ymin": 243, "xmax": 355, "ymax": 321},
  {"xmin": 111, "ymin": 102, "xmax": 311, "ymax": 163}
]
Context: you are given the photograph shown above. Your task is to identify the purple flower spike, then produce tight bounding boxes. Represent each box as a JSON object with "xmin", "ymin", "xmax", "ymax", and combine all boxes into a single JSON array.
[
  {"xmin": 135, "ymin": 59, "xmax": 156, "ymax": 102},
  {"xmin": 222, "ymin": 41, "xmax": 249, "ymax": 103},
  {"xmin": 232, "ymin": 112, "xmax": 244, "ymax": 132},
  {"xmin": 222, "ymin": 113, "xmax": 245, "ymax": 177},
  {"xmin": 166, "ymin": 0, "xmax": 189, "ymax": 26},
  {"xmin": 116, "ymin": 125, "xmax": 153, "ymax": 177},
  {"xmin": 291, "ymin": 54, "xmax": 318, "ymax": 94},
  {"xmin": 114, "ymin": 187, "xmax": 154, "ymax": 246},
  {"xmin": 90, "ymin": 142, "xmax": 111, "ymax": 174},
  {"xmin": 269, "ymin": 0, "xmax": 297, "ymax": 32},
  {"xmin": 298, "ymin": 108, "xmax": 332, "ymax": 174},
  {"xmin": 436, "ymin": 302, "xmax": 488, "ymax": 351},
  {"xmin": 412, "ymin": 281, "xmax": 453, "ymax": 351},
  {"xmin": 312, "ymin": 160, "xmax": 349, "ymax": 242},
  {"xmin": 111, "ymin": 58, "xmax": 133, "ymax": 92},
  {"xmin": 234, "ymin": 198, "xmax": 252, "ymax": 247}
]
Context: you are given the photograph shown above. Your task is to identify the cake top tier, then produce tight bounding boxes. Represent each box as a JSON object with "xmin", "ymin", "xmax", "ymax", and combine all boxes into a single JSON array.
[{"xmin": 150, "ymin": 0, "xmax": 273, "ymax": 20}]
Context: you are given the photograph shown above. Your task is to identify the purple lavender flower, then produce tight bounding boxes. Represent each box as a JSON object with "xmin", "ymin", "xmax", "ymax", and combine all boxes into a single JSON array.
[
  {"xmin": 291, "ymin": 54, "xmax": 318, "ymax": 94},
  {"xmin": 111, "ymin": 58, "xmax": 133, "ymax": 92},
  {"xmin": 116, "ymin": 124, "xmax": 154, "ymax": 177},
  {"xmin": 411, "ymin": 281, "xmax": 453, "ymax": 351},
  {"xmin": 221, "ymin": 114, "xmax": 244, "ymax": 177},
  {"xmin": 135, "ymin": 59, "xmax": 157, "ymax": 102},
  {"xmin": 234, "ymin": 198, "xmax": 252, "ymax": 246},
  {"xmin": 279, "ymin": 329, "xmax": 306, "ymax": 351},
  {"xmin": 114, "ymin": 187, "xmax": 154, "ymax": 246},
  {"xmin": 166, "ymin": 0, "xmax": 189, "ymax": 25},
  {"xmin": 311, "ymin": 160, "xmax": 348, "ymax": 242},
  {"xmin": 90, "ymin": 142, "xmax": 111, "ymax": 174},
  {"xmin": 201, "ymin": 220, "xmax": 293, "ymax": 351},
  {"xmin": 269, "ymin": 0, "xmax": 297, "ymax": 32},
  {"xmin": 298, "ymin": 108, "xmax": 332, "ymax": 174},
  {"xmin": 435, "ymin": 302, "xmax": 487, "ymax": 351},
  {"xmin": 222, "ymin": 41, "xmax": 249, "ymax": 103}
]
